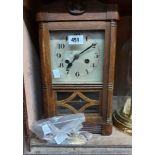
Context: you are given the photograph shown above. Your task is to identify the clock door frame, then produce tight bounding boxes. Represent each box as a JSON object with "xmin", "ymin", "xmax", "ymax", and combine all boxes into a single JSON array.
[{"xmin": 39, "ymin": 21, "xmax": 117, "ymax": 135}]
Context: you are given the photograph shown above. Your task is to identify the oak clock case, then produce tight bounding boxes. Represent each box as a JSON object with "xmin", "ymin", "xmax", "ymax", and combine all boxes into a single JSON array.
[{"xmin": 37, "ymin": 4, "xmax": 119, "ymax": 135}]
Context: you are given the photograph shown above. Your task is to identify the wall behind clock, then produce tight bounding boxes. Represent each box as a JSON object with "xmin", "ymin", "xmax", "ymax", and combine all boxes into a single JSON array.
[
  {"xmin": 23, "ymin": 0, "xmax": 43, "ymax": 130},
  {"xmin": 114, "ymin": 16, "xmax": 132, "ymax": 96},
  {"xmin": 23, "ymin": 20, "xmax": 43, "ymax": 129}
]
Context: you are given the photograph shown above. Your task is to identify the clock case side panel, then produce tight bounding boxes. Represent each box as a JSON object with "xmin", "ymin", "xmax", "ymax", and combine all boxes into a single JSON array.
[
  {"xmin": 39, "ymin": 23, "xmax": 56, "ymax": 117},
  {"xmin": 102, "ymin": 21, "xmax": 118, "ymax": 135}
]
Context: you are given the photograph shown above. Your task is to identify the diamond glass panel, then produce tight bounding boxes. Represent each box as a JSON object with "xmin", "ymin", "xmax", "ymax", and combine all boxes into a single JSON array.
[{"xmin": 56, "ymin": 91, "xmax": 100, "ymax": 114}]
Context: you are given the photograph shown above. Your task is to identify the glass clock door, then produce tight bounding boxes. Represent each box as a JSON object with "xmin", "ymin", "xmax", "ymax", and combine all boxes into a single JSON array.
[{"xmin": 50, "ymin": 31, "xmax": 105, "ymax": 84}]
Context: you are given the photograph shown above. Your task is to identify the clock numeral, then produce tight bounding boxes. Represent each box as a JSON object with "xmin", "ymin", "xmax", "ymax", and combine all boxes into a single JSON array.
[
  {"xmin": 75, "ymin": 72, "xmax": 80, "ymax": 77},
  {"xmin": 58, "ymin": 44, "xmax": 65, "ymax": 49},
  {"xmin": 86, "ymin": 36, "xmax": 88, "ymax": 41},
  {"xmin": 92, "ymin": 63, "xmax": 96, "ymax": 68},
  {"xmin": 85, "ymin": 69, "xmax": 89, "ymax": 74},
  {"xmin": 92, "ymin": 43, "xmax": 96, "ymax": 48},
  {"xmin": 95, "ymin": 53, "xmax": 99, "ymax": 58},
  {"xmin": 66, "ymin": 36, "xmax": 68, "ymax": 41},
  {"xmin": 59, "ymin": 63, "xmax": 64, "ymax": 68},
  {"xmin": 56, "ymin": 53, "xmax": 61, "ymax": 58}
]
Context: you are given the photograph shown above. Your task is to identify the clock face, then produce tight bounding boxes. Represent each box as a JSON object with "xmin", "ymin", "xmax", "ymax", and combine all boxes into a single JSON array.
[{"xmin": 50, "ymin": 31, "xmax": 105, "ymax": 84}]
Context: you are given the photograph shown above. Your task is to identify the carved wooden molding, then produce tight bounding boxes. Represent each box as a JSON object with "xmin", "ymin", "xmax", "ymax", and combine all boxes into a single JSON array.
[
  {"xmin": 108, "ymin": 83, "xmax": 113, "ymax": 90},
  {"xmin": 57, "ymin": 91, "xmax": 98, "ymax": 113},
  {"xmin": 111, "ymin": 20, "xmax": 117, "ymax": 27},
  {"xmin": 106, "ymin": 116, "xmax": 112, "ymax": 123},
  {"xmin": 39, "ymin": 23, "xmax": 44, "ymax": 29}
]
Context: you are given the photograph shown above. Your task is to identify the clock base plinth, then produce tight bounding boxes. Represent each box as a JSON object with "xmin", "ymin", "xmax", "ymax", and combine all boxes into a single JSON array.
[
  {"xmin": 101, "ymin": 123, "xmax": 112, "ymax": 135},
  {"xmin": 82, "ymin": 122, "xmax": 102, "ymax": 134},
  {"xmin": 82, "ymin": 122, "xmax": 112, "ymax": 135}
]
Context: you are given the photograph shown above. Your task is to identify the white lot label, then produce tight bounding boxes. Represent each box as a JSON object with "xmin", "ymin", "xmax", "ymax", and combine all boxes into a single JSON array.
[
  {"xmin": 53, "ymin": 69, "xmax": 61, "ymax": 78},
  {"xmin": 68, "ymin": 35, "xmax": 84, "ymax": 44},
  {"xmin": 42, "ymin": 124, "xmax": 51, "ymax": 135}
]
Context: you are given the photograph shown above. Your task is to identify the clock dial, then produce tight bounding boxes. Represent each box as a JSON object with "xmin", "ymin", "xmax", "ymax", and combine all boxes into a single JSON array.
[{"xmin": 50, "ymin": 31, "xmax": 105, "ymax": 84}]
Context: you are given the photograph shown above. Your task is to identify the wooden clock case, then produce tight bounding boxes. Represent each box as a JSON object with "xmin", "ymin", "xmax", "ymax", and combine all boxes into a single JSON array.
[{"xmin": 36, "ymin": 1, "xmax": 119, "ymax": 135}]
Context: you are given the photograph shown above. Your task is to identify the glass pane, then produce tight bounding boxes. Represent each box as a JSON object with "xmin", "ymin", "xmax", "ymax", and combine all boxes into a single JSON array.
[
  {"xmin": 50, "ymin": 30, "xmax": 105, "ymax": 84},
  {"xmin": 68, "ymin": 95, "xmax": 87, "ymax": 110},
  {"xmin": 84, "ymin": 105, "xmax": 99, "ymax": 113},
  {"xmin": 82, "ymin": 92, "xmax": 99, "ymax": 100},
  {"xmin": 57, "ymin": 92, "xmax": 73, "ymax": 100},
  {"xmin": 57, "ymin": 106, "xmax": 73, "ymax": 114},
  {"xmin": 56, "ymin": 92, "xmax": 100, "ymax": 114}
]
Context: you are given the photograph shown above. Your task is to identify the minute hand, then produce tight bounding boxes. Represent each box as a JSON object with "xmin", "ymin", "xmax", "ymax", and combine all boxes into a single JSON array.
[
  {"xmin": 78, "ymin": 43, "xmax": 96, "ymax": 56},
  {"xmin": 66, "ymin": 43, "xmax": 96, "ymax": 72}
]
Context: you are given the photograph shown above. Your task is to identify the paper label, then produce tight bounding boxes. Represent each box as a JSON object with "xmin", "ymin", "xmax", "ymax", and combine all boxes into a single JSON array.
[
  {"xmin": 53, "ymin": 69, "xmax": 61, "ymax": 78},
  {"xmin": 68, "ymin": 35, "xmax": 84, "ymax": 45},
  {"xmin": 42, "ymin": 124, "xmax": 51, "ymax": 135},
  {"xmin": 54, "ymin": 133, "xmax": 68, "ymax": 144}
]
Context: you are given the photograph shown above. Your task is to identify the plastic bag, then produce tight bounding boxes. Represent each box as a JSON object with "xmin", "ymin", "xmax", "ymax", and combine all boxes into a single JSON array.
[
  {"xmin": 31, "ymin": 113, "xmax": 92, "ymax": 144},
  {"xmin": 62, "ymin": 131, "xmax": 92, "ymax": 144}
]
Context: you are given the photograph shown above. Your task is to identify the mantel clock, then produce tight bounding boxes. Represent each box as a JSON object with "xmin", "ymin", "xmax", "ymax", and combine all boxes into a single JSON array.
[{"xmin": 36, "ymin": 1, "xmax": 119, "ymax": 135}]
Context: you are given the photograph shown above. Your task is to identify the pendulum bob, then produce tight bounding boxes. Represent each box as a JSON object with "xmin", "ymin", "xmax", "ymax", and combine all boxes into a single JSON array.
[{"xmin": 112, "ymin": 97, "xmax": 132, "ymax": 135}]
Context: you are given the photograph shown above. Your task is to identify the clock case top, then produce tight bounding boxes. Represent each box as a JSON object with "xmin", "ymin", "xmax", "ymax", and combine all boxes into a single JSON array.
[
  {"xmin": 36, "ymin": 2, "xmax": 119, "ymax": 135},
  {"xmin": 36, "ymin": 2, "xmax": 119, "ymax": 22}
]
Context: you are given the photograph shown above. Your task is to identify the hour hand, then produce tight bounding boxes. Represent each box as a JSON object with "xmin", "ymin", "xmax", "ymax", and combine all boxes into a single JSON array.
[
  {"xmin": 66, "ymin": 54, "xmax": 79, "ymax": 72},
  {"xmin": 66, "ymin": 63, "xmax": 72, "ymax": 72}
]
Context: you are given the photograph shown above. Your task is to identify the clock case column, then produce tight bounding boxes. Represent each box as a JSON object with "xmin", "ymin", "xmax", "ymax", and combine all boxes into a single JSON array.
[
  {"xmin": 37, "ymin": 4, "xmax": 119, "ymax": 135},
  {"xmin": 102, "ymin": 21, "xmax": 117, "ymax": 135}
]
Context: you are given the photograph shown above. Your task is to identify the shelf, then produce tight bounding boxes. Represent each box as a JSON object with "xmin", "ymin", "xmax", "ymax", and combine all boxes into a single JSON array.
[{"xmin": 25, "ymin": 127, "xmax": 131, "ymax": 155}]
